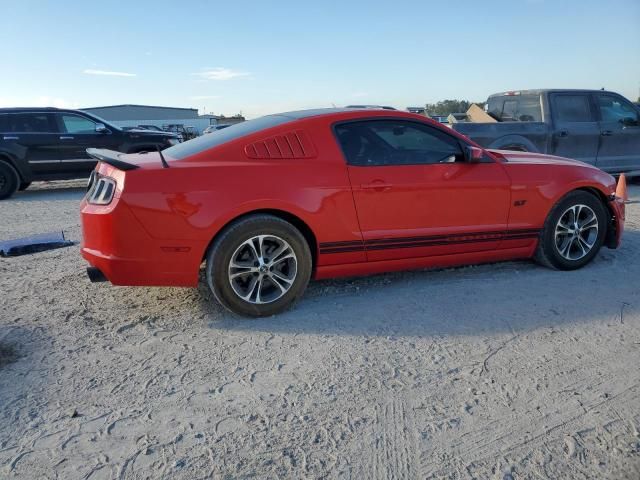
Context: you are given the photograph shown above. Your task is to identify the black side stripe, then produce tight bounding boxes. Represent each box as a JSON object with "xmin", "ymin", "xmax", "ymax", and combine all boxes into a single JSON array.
[{"xmin": 319, "ymin": 229, "xmax": 540, "ymax": 254}]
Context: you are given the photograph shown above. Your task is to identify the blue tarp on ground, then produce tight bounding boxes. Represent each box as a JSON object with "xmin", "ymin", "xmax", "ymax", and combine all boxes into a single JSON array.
[{"xmin": 0, "ymin": 231, "xmax": 74, "ymax": 257}]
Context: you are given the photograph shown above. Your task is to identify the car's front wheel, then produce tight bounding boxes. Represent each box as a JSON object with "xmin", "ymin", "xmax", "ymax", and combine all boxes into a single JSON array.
[
  {"xmin": 206, "ymin": 214, "xmax": 312, "ymax": 317},
  {"xmin": 0, "ymin": 161, "xmax": 19, "ymax": 200},
  {"xmin": 535, "ymin": 190, "xmax": 607, "ymax": 270}
]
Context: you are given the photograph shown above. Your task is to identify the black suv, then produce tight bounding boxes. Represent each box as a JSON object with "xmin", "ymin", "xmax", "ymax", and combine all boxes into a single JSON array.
[{"xmin": 0, "ymin": 108, "xmax": 181, "ymax": 199}]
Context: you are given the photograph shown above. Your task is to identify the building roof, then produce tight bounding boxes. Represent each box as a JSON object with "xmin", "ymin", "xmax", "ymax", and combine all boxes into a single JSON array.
[{"xmin": 81, "ymin": 104, "xmax": 198, "ymax": 112}]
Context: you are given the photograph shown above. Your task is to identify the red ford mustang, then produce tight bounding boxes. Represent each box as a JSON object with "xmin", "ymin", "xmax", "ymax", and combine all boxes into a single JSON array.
[{"xmin": 80, "ymin": 108, "xmax": 625, "ymax": 316}]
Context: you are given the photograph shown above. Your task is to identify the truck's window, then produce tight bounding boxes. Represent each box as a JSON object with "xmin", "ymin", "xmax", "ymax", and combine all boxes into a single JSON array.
[
  {"xmin": 486, "ymin": 98, "xmax": 503, "ymax": 120},
  {"xmin": 597, "ymin": 94, "xmax": 639, "ymax": 124},
  {"xmin": 335, "ymin": 120, "xmax": 464, "ymax": 166},
  {"xmin": 552, "ymin": 95, "xmax": 593, "ymax": 122},
  {"xmin": 486, "ymin": 95, "xmax": 541, "ymax": 122},
  {"xmin": 502, "ymin": 100, "xmax": 518, "ymax": 121}
]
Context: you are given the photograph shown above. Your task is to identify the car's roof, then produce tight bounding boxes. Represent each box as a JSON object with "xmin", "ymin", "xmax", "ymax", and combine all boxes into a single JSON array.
[
  {"xmin": 272, "ymin": 108, "xmax": 363, "ymax": 119},
  {"xmin": 488, "ymin": 89, "xmax": 620, "ymax": 98},
  {"xmin": 264, "ymin": 107, "xmax": 416, "ymax": 121},
  {"xmin": 0, "ymin": 107, "xmax": 75, "ymax": 113}
]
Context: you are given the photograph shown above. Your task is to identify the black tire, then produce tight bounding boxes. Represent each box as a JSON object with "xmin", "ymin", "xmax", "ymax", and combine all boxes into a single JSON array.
[
  {"xmin": 0, "ymin": 160, "xmax": 19, "ymax": 200},
  {"xmin": 19, "ymin": 181, "xmax": 31, "ymax": 191},
  {"xmin": 535, "ymin": 190, "xmax": 607, "ymax": 270},
  {"xmin": 206, "ymin": 214, "xmax": 312, "ymax": 317}
]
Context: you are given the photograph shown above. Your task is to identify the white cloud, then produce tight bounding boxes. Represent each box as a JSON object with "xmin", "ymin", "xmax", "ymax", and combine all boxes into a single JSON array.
[
  {"xmin": 189, "ymin": 95, "xmax": 221, "ymax": 100},
  {"xmin": 83, "ymin": 69, "xmax": 137, "ymax": 77},
  {"xmin": 192, "ymin": 68, "xmax": 250, "ymax": 81}
]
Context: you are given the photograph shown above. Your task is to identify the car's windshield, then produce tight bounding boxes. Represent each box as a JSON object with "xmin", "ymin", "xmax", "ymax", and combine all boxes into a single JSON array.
[{"xmin": 164, "ymin": 115, "xmax": 294, "ymax": 159}]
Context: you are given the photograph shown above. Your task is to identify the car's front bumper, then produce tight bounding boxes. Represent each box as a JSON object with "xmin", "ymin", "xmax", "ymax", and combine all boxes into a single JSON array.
[{"xmin": 607, "ymin": 196, "xmax": 625, "ymax": 249}]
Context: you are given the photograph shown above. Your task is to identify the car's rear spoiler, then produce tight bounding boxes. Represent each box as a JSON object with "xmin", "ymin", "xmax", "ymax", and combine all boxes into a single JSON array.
[{"xmin": 86, "ymin": 148, "xmax": 140, "ymax": 171}]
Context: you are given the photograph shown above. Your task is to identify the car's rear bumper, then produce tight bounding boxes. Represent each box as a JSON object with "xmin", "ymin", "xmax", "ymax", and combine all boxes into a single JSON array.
[{"xmin": 80, "ymin": 198, "xmax": 203, "ymax": 287}]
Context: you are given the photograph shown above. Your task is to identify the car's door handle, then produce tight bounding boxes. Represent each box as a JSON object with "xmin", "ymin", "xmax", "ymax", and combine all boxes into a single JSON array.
[
  {"xmin": 59, "ymin": 136, "xmax": 74, "ymax": 140},
  {"xmin": 361, "ymin": 180, "xmax": 392, "ymax": 191},
  {"xmin": 3, "ymin": 136, "xmax": 19, "ymax": 140},
  {"xmin": 601, "ymin": 130, "xmax": 613, "ymax": 136},
  {"xmin": 557, "ymin": 130, "xmax": 569, "ymax": 138}
]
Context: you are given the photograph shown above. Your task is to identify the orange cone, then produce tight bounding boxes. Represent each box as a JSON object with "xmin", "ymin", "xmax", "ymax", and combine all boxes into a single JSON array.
[{"xmin": 616, "ymin": 173, "xmax": 628, "ymax": 202}]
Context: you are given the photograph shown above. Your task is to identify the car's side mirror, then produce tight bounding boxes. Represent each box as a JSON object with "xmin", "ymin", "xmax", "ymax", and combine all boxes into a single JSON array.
[
  {"xmin": 95, "ymin": 123, "xmax": 109, "ymax": 133},
  {"xmin": 620, "ymin": 117, "xmax": 639, "ymax": 128},
  {"xmin": 464, "ymin": 145, "xmax": 486, "ymax": 163}
]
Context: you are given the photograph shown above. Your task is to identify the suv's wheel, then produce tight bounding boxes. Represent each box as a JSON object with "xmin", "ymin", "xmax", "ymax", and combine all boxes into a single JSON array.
[
  {"xmin": 0, "ymin": 161, "xmax": 19, "ymax": 200},
  {"xmin": 535, "ymin": 191, "xmax": 607, "ymax": 270},
  {"xmin": 206, "ymin": 214, "xmax": 312, "ymax": 317}
]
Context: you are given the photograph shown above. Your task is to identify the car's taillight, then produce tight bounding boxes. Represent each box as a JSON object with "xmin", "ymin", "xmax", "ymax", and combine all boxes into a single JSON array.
[
  {"xmin": 86, "ymin": 174, "xmax": 116, "ymax": 205},
  {"xmin": 87, "ymin": 170, "xmax": 98, "ymax": 192}
]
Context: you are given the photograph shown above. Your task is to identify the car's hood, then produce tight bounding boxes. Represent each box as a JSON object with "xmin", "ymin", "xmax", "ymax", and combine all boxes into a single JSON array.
[
  {"xmin": 125, "ymin": 129, "xmax": 178, "ymax": 139},
  {"xmin": 488, "ymin": 149, "xmax": 594, "ymax": 168}
]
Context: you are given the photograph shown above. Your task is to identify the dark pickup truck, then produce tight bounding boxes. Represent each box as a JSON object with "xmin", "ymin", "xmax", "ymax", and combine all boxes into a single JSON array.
[
  {"xmin": 451, "ymin": 89, "xmax": 640, "ymax": 175},
  {"xmin": 0, "ymin": 108, "xmax": 181, "ymax": 199}
]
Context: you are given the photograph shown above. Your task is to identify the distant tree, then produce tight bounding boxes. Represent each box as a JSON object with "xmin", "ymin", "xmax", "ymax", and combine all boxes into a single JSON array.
[{"xmin": 424, "ymin": 99, "xmax": 485, "ymax": 116}]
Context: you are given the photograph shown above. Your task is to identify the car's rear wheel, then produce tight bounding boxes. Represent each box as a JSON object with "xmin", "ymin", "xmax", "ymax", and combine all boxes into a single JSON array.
[
  {"xmin": 206, "ymin": 214, "xmax": 312, "ymax": 317},
  {"xmin": 0, "ymin": 161, "xmax": 19, "ymax": 200},
  {"xmin": 535, "ymin": 190, "xmax": 607, "ymax": 270}
]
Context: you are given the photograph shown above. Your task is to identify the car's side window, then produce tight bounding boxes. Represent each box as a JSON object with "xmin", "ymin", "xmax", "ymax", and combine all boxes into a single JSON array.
[
  {"xmin": 6, "ymin": 113, "xmax": 57, "ymax": 133},
  {"xmin": 552, "ymin": 95, "xmax": 594, "ymax": 122},
  {"xmin": 60, "ymin": 114, "xmax": 97, "ymax": 134},
  {"xmin": 597, "ymin": 94, "xmax": 639, "ymax": 125},
  {"xmin": 335, "ymin": 120, "xmax": 464, "ymax": 166}
]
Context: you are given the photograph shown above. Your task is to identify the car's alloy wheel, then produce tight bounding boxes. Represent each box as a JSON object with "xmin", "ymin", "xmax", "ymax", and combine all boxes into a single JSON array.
[
  {"xmin": 554, "ymin": 204, "xmax": 599, "ymax": 261},
  {"xmin": 535, "ymin": 190, "xmax": 607, "ymax": 270},
  {"xmin": 206, "ymin": 214, "xmax": 312, "ymax": 317},
  {"xmin": 228, "ymin": 235, "xmax": 298, "ymax": 304}
]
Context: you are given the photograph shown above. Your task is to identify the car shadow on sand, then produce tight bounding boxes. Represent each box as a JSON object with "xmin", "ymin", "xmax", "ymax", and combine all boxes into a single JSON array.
[{"xmin": 203, "ymin": 229, "xmax": 639, "ymax": 338}]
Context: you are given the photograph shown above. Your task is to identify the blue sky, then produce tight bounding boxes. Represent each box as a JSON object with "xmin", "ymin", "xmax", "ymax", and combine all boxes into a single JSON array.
[{"xmin": 1, "ymin": 0, "xmax": 639, "ymax": 118}]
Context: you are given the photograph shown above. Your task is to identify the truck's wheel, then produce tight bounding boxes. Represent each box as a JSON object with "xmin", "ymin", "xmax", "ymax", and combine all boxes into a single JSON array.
[
  {"xmin": 535, "ymin": 191, "xmax": 607, "ymax": 270},
  {"xmin": 206, "ymin": 214, "xmax": 312, "ymax": 317},
  {"xmin": 0, "ymin": 161, "xmax": 19, "ymax": 200}
]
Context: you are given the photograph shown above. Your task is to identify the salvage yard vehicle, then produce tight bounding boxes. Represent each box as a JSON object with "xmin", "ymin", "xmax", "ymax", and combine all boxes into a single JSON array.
[
  {"xmin": 136, "ymin": 124, "xmax": 164, "ymax": 132},
  {"xmin": 203, "ymin": 124, "xmax": 231, "ymax": 134},
  {"xmin": 80, "ymin": 108, "xmax": 626, "ymax": 317},
  {"xmin": 451, "ymin": 89, "xmax": 640, "ymax": 175},
  {"xmin": 0, "ymin": 108, "xmax": 181, "ymax": 199},
  {"xmin": 163, "ymin": 124, "xmax": 198, "ymax": 140}
]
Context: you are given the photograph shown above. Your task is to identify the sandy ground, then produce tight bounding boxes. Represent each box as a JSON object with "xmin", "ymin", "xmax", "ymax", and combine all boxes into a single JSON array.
[{"xmin": 0, "ymin": 180, "xmax": 639, "ymax": 479}]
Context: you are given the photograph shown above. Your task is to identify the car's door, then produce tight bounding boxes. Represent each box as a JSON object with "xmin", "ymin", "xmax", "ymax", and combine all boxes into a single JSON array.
[
  {"xmin": 335, "ymin": 119, "xmax": 512, "ymax": 262},
  {"xmin": 4, "ymin": 112, "xmax": 62, "ymax": 175},
  {"xmin": 549, "ymin": 93, "xmax": 600, "ymax": 164},
  {"xmin": 594, "ymin": 92, "xmax": 640, "ymax": 172},
  {"xmin": 55, "ymin": 112, "xmax": 120, "ymax": 174}
]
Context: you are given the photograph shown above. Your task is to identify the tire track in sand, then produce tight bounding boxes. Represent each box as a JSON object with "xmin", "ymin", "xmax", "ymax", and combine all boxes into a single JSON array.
[{"xmin": 373, "ymin": 396, "xmax": 418, "ymax": 479}]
